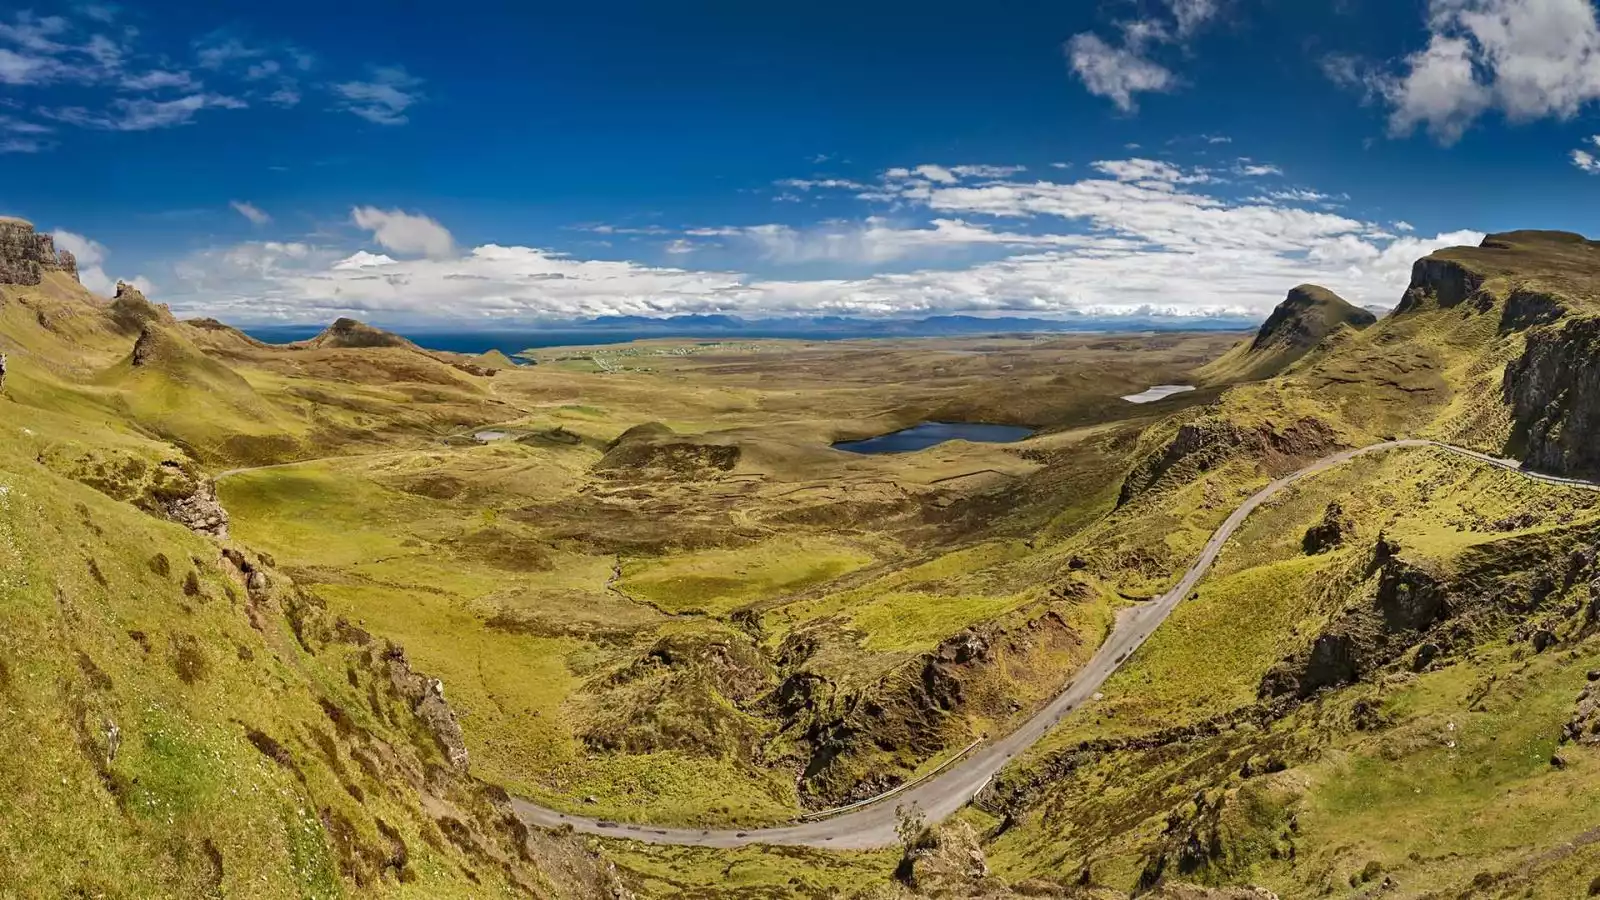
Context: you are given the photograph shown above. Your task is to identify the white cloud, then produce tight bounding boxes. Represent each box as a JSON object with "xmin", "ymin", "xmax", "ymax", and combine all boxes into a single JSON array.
[
  {"xmin": 1091, "ymin": 157, "xmax": 1214, "ymax": 184},
  {"xmin": 119, "ymin": 69, "xmax": 196, "ymax": 91},
  {"xmin": 1167, "ymin": 0, "xmax": 1221, "ymax": 36},
  {"xmin": 1372, "ymin": 0, "xmax": 1600, "ymax": 143},
  {"xmin": 44, "ymin": 93, "xmax": 246, "ymax": 130},
  {"xmin": 712, "ymin": 218, "xmax": 1121, "ymax": 266},
  {"xmin": 195, "ymin": 36, "xmax": 265, "ymax": 69},
  {"xmin": 1066, "ymin": 0, "xmax": 1224, "ymax": 112},
  {"xmin": 1258, "ymin": 188, "xmax": 1331, "ymax": 203},
  {"xmin": 1236, "ymin": 162, "xmax": 1284, "ymax": 177},
  {"xmin": 332, "ymin": 66, "xmax": 423, "ymax": 125},
  {"xmin": 244, "ymin": 59, "xmax": 280, "ymax": 80},
  {"xmin": 913, "ymin": 164, "xmax": 959, "ymax": 184},
  {"xmin": 776, "ymin": 178, "xmax": 872, "ymax": 192},
  {"xmin": 949, "ymin": 164, "xmax": 1027, "ymax": 179},
  {"xmin": 230, "ymin": 200, "xmax": 271, "ymax": 225},
  {"xmin": 1394, "ymin": 220, "xmax": 1416, "ymax": 232},
  {"xmin": 266, "ymin": 85, "xmax": 300, "ymax": 107},
  {"xmin": 1572, "ymin": 147, "xmax": 1600, "ymax": 172},
  {"xmin": 51, "ymin": 228, "xmax": 119, "ymax": 295},
  {"xmin": 0, "ymin": 114, "xmax": 52, "ymax": 152},
  {"xmin": 351, "ymin": 206, "xmax": 455, "ymax": 258},
  {"xmin": 1066, "ymin": 33, "xmax": 1177, "ymax": 112},
  {"xmin": 160, "ymin": 159, "xmax": 1483, "ymax": 327}
]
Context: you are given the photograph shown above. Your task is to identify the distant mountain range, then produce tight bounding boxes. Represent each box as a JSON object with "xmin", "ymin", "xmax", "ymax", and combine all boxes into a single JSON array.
[{"xmin": 242, "ymin": 312, "xmax": 1264, "ymax": 355}]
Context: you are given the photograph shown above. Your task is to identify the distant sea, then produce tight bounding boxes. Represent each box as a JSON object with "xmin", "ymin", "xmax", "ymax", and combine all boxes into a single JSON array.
[
  {"xmin": 241, "ymin": 326, "xmax": 656, "ymax": 356},
  {"xmin": 241, "ymin": 317, "xmax": 1257, "ymax": 357}
]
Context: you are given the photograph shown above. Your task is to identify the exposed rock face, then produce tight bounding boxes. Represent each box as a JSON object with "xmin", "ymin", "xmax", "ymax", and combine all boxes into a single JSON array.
[
  {"xmin": 1302, "ymin": 502, "xmax": 1353, "ymax": 555},
  {"xmin": 109, "ymin": 281, "xmax": 177, "ymax": 335},
  {"xmin": 1119, "ymin": 416, "xmax": 1340, "ymax": 507},
  {"xmin": 1563, "ymin": 681, "xmax": 1600, "ymax": 746},
  {"xmin": 158, "ymin": 463, "xmax": 230, "ymax": 539},
  {"xmin": 791, "ymin": 592, "xmax": 1087, "ymax": 806},
  {"xmin": 1397, "ymin": 256, "xmax": 1484, "ymax": 313},
  {"xmin": 579, "ymin": 629, "xmax": 777, "ymax": 760},
  {"xmin": 0, "ymin": 217, "xmax": 79, "ymax": 285},
  {"xmin": 1262, "ymin": 538, "xmax": 1448, "ymax": 698},
  {"xmin": 1504, "ymin": 316, "xmax": 1600, "ymax": 477},
  {"xmin": 384, "ymin": 643, "xmax": 471, "ymax": 769}
]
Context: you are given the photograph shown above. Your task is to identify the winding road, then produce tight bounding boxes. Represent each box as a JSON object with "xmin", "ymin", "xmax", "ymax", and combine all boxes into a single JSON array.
[{"xmin": 500, "ymin": 439, "xmax": 1591, "ymax": 849}]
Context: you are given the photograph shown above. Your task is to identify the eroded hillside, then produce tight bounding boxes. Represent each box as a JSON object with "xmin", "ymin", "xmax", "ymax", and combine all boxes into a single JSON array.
[{"xmin": 11, "ymin": 224, "xmax": 1600, "ymax": 898}]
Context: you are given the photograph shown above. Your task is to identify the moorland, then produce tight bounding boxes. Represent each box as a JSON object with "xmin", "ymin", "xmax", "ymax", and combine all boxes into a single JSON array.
[{"xmin": 6, "ymin": 220, "xmax": 1600, "ymax": 898}]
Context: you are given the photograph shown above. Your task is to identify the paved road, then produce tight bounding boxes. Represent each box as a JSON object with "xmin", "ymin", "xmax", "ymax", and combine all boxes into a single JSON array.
[{"xmin": 504, "ymin": 440, "xmax": 1587, "ymax": 849}]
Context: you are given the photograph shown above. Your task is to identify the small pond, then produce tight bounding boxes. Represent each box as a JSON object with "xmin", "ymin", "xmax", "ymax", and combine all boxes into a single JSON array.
[
  {"xmin": 833, "ymin": 421, "xmax": 1035, "ymax": 455},
  {"xmin": 1122, "ymin": 384, "xmax": 1196, "ymax": 404},
  {"xmin": 474, "ymin": 430, "xmax": 512, "ymax": 442}
]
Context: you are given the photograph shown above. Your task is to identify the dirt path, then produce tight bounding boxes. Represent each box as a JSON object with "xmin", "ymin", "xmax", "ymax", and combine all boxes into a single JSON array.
[{"xmin": 510, "ymin": 440, "xmax": 1598, "ymax": 849}]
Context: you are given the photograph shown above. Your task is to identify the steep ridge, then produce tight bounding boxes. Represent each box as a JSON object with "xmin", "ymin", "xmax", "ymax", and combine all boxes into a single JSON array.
[{"xmin": 1200, "ymin": 284, "xmax": 1375, "ymax": 384}]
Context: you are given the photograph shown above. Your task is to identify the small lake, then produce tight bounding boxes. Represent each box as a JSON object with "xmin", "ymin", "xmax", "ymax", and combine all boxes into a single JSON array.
[
  {"xmin": 833, "ymin": 422, "xmax": 1035, "ymax": 455},
  {"xmin": 1122, "ymin": 384, "xmax": 1196, "ymax": 404}
]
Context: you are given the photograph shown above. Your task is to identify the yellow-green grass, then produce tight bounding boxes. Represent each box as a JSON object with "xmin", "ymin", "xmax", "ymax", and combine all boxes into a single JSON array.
[
  {"xmin": 1266, "ymin": 644, "xmax": 1600, "ymax": 896},
  {"xmin": 221, "ymin": 453, "xmax": 810, "ymax": 825},
  {"xmin": 0, "ymin": 434, "xmax": 540, "ymax": 896},
  {"xmin": 620, "ymin": 537, "xmax": 874, "ymax": 615},
  {"xmin": 605, "ymin": 841, "xmax": 898, "ymax": 899}
]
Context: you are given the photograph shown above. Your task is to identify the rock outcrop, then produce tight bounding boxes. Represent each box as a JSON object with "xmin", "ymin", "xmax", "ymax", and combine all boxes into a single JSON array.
[
  {"xmin": 384, "ymin": 644, "xmax": 471, "ymax": 769},
  {"xmin": 157, "ymin": 462, "xmax": 231, "ymax": 539},
  {"xmin": 1503, "ymin": 315, "xmax": 1600, "ymax": 477},
  {"xmin": 0, "ymin": 216, "xmax": 78, "ymax": 285},
  {"xmin": 1302, "ymin": 502, "xmax": 1354, "ymax": 555},
  {"xmin": 1118, "ymin": 416, "xmax": 1340, "ymax": 507}
]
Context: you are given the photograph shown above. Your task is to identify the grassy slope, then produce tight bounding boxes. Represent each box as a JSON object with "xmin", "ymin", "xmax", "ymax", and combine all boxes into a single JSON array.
[
  {"xmin": 0, "ymin": 281, "xmax": 627, "ymax": 898},
  {"xmin": 975, "ymin": 234, "xmax": 1600, "ymax": 898}
]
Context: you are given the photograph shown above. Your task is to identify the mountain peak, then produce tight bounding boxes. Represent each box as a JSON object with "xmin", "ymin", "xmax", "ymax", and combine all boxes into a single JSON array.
[{"xmin": 1250, "ymin": 284, "xmax": 1377, "ymax": 353}]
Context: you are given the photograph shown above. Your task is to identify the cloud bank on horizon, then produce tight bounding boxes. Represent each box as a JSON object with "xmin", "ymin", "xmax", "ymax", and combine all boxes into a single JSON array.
[{"xmin": 145, "ymin": 158, "xmax": 1478, "ymax": 326}]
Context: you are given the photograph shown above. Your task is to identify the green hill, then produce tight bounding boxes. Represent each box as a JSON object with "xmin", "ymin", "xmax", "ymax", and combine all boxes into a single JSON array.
[{"xmin": 1199, "ymin": 284, "xmax": 1377, "ymax": 384}]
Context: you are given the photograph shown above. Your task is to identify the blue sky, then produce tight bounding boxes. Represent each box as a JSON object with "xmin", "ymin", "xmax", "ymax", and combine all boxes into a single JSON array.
[{"xmin": 1, "ymin": 0, "xmax": 1597, "ymax": 325}]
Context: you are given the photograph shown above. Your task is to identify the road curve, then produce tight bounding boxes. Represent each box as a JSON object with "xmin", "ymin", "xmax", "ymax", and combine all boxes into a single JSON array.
[{"xmin": 511, "ymin": 440, "xmax": 1594, "ymax": 850}]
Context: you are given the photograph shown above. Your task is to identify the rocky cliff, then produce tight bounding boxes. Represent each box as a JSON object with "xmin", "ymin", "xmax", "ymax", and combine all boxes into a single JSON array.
[
  {"xmin": 1503, "ymin": 316, "xmax": 1600, "ymax": 476},
  {"xmin": 0, "ymin": 216, "xmax": 78, "ymax": 285}
]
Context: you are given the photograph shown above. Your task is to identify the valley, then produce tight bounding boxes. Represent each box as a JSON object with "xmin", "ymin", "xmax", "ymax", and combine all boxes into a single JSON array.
[{"xmin": 8, "ymin": 223, "xmax": 1600, "ymax": 898}]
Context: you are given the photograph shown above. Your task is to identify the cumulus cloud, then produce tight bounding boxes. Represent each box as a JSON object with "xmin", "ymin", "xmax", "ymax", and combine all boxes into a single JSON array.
[
  {"xmin": 351, "ymin": 206, "xmax": 455, "ymax": 258},
  {"xmin": 52, "ymin": 228, "xmax": 122, "ymax": 295},
  {"xmin": 332, "ymin": 66, "xmax": 423, "ymax": 125},
  {"xmin": 1066, "ymin": 0, "xmax": 1224, "ymax": 111},
  {"xmin": 1066, "ymin": 33, "xmax": 1177, "ymax": 112},
  {"xmin": 158, "ymin": 159, "xmax": 1481, "ymax": 327},
  {"xmin": 230, "ymin": 200, "xmax": 271, "ymax": 225},
  {"xmin": 1358, "ymin": 0, "xmax": 1600, "ymax": 143}
]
